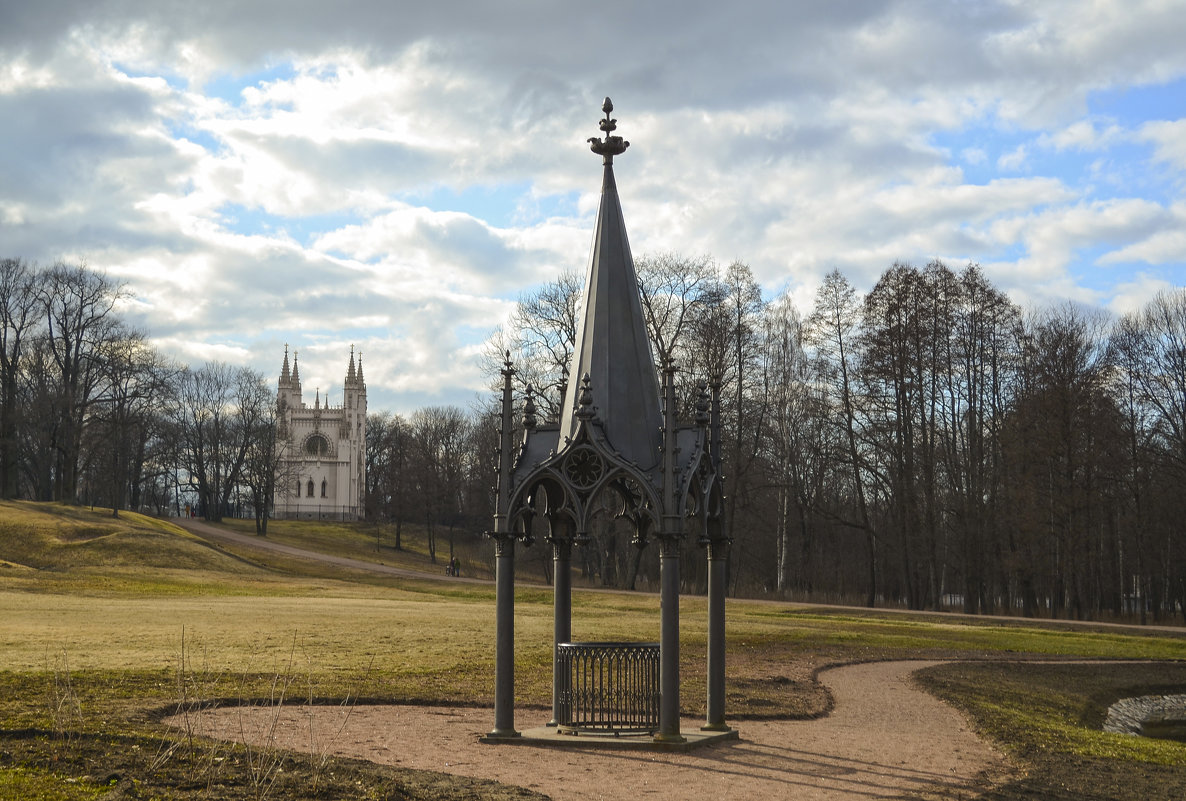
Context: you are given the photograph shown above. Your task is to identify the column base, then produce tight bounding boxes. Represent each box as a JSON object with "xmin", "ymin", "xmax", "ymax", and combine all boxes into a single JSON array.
[
  {"xmin": 652, "ymin": 731, "xmax": 687, "ymax": 744},
  {"xmin": 700, "ymin": 722, "xmax": 732, "ymax": 732},
  {"xmin": 481, "ymin": 728, "xmax": 522, "ymax": 742}
]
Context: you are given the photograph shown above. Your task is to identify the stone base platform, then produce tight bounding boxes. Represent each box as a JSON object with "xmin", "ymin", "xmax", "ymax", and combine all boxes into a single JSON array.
[{"xmin": 480, "ymin": 725, "xmax": 739, "ymax": 752}]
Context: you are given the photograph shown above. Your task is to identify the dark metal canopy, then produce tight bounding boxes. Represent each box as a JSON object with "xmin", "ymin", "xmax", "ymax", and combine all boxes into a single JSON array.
[{"xmin": 486, "ymin": 98, "xmax": 730, "ymax": 745}]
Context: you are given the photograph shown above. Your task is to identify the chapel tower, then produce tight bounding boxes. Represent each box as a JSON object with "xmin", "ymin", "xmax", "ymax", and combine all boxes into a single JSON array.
[{"xmin": 273, "ymin": 346, "xmax": 366, "ymax": 520}]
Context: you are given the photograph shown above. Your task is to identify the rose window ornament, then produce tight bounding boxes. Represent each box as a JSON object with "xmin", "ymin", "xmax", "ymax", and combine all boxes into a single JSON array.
[{"xmin": 563, "ymin": 445, "xmax": 604, "ymax": 489}]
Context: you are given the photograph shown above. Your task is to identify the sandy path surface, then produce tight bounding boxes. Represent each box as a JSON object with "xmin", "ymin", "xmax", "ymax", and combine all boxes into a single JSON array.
[{"xmin": 171, "ymin": 660, "xmax": 1007, "ymax": 800}]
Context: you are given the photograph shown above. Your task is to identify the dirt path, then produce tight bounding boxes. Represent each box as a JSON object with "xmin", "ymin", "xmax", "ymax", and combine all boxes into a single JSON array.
[{"xmin": 171, "ymin": 659, "xmax": 1007, "ymax": 800}]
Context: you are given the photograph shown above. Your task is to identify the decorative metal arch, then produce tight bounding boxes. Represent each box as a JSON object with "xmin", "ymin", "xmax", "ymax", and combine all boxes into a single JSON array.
[{"xmin": 507, "ymin": 382, "xmax": 665, "ymax": 540}]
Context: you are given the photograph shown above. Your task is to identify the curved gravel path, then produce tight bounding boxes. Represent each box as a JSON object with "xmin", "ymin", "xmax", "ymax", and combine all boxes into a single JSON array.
[{"xmin": 172, "ymin": 659, "xmax": 1007, "ymax": 800}]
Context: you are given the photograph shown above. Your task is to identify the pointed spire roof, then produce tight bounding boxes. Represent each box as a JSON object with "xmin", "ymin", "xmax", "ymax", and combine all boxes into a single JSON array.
[
  {"xmin": 356, "ymin": 352, "xmax": 365, "ymax": 385},
  {"xmin": 347, "ymin": 345, "xmax": 357, "ymax": 384},
  {"xmin": 292, "ymin": 351, "xmax": 301, "ymax": 385},
  {"xmin": 280, "ymin": 344, "xmax": 291, "ymax": 384},
  {"xmin": 559, "ymin": 98, "xmax": 662, "ymax": 469}
]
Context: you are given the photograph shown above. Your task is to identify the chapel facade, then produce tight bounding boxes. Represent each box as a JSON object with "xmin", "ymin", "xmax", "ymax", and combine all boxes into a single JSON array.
[{"xmin": 273, "ymin": 346, "xmax": 366, "ymax": 520}]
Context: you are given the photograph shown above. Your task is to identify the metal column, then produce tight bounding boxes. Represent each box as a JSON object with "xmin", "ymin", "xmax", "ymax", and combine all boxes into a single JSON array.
[
  {"xmin": 550, "ymin": 537, "xmax": 572, "ymax": 726},
  {"xmin": 657, "ymin": 538, "xmax": 684, "ymax": 742},
  {"xmin": 703, "ymin": 538, "xmax": 730, "ymax": 731},
  {"xmin": 487, "ymin": 354, "xmax": 520, "ymax": 739},
  {"xmin": 489, "ymin": 535, "xmax": 519, "ymax": 738}
]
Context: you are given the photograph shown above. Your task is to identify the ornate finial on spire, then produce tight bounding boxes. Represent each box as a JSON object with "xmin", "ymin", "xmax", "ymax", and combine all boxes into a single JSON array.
[
  {"xmin": 292, "ymin": 350, "xmax": 300, "ymax": 384},
  {"xmin": 281, "ymin": 344, "xmax": 291, "ymax": 383},
  {"xmin": 315, "ymin": 388, "xmax": 320, "ymax": 409},
  {"xmin": 523, "ymin": 385, "xmax": 537, "ymax": 430},
  {"xmin": 588, "ymin": 96, "xmax": 629, "ymax": 165},
  {"xmin": 347, "ymin": 345, "xmax": 357, "ymax": 383},
  {"xmin": 356, "ymin": 352, "xmax": 364, "ymax": 384},
  {"xmin": 576, "ymin": 372, "xmax": 596, "ymax": 420},
  {"xmin": 695, "ymin": 379, "xmax": 710, "ymax": 427}
]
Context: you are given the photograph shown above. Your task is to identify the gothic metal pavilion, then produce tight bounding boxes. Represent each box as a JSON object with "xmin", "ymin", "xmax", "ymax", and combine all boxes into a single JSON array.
[{"xmin": 487, "ymin": 99, "xmax": 730, "ymax": 744}]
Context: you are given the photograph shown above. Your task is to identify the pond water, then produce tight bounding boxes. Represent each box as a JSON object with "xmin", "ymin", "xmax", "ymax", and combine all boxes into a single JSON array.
[{"xmin": 1104, "ymin": 694, "xmax": 1186, "ymax": 742}]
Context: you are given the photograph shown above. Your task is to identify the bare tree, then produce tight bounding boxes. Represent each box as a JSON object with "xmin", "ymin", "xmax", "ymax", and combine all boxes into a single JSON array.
[
  {"xmin": 238, "ymin": 372, "xmax": 290, "ymax": 534},
  {"xmin": 35, "ymin": 261, "xmax": 126, "ymax": 501},
  {"xmin": 410, "ymin": 406, "xmax": 471, "ymax": 563},
  {"xmin": 170, "ymin": 362, "xmax": 259, "ymax": 522},
  {"xmin": 636, "ymin": 252, "xmax": 716, "ymax": 366},
  {"xmin": 760, "ymin": 289, "xmax": 827, "ymax": 594},
  {"xmin": 807, "ymin": 269, "xmax": 878, "ymax": 606},
  {"xmin": 482, "ymin": 271, "xmax": 583, "ymax": 420},
  {"xmin": 90, "ymin": 332, "xmax": 174, "ymax": 517},
  {"xmin": 1001, "ymin": 303, "xmax": 1118, "ymax": 619},
  {"xmin": 0, "ymin": 258, "xmax": 37, "ymax": 498},
  {"xmin": 366, "ymin": 411, "xmax": 413, "ymax": 548},
  {"xmin": 1110, "ymin": 289, "xmax": 1186, "ymax": 622}
]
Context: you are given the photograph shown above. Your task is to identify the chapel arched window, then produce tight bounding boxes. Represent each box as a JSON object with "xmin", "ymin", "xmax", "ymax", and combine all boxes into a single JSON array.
[
  {"xmin": 320, "ymin": 479, "xmax": 328, "ymax": 498},
  {"xmin": 305, "ymin": 434, "xmax": 330, "ymax": 457},
  {"xmin": 306, "ymin": 479, "xmax": 315, "ymax": 497}
]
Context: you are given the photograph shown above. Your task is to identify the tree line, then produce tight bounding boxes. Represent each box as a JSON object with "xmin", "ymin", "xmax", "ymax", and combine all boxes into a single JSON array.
[
  {"xmin": 0, "ymin": 257, "xmax": 500, "ymax": 557},
  {"xmin": 0, "ymin": 258, "xmax": 283, "ymax": 529},
  {"xmin": 5, "ymin": 255, "xmax": 1183, "ymax": 621},
  {"xmin": 472, "ymin": 255, "xmax": 1185, "ymax": 622}
]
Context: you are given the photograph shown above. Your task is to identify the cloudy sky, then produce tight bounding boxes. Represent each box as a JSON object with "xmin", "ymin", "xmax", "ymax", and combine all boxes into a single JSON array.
[{"xmin": 3, "ymin": 1, "xmax": 1184, "ymax": 413}]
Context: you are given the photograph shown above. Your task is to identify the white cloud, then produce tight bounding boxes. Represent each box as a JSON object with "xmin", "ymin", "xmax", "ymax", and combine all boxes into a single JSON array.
[
  {"xmin": 1139, "ymin": 119, "xmax": 1186, "ymax": 171},
  {"xmin": 1107, "ymin": 273, "xmax": 1180, "ymax": 315},
  {"xmin": 997, "ymin": 144, "xmax": 1029, "ymax": 171},
  {"xmin": 1098, "ymin": 202, "xmax": 1186, "ymax": 265},
  {"xmin": 962, "ymin": 147, "xmax": 987, "ymax": 165},
  {"xmin": 1044, "ymin": 119, "xmax": 1125, "ymax": 151},
  {"xmin": 2, "ymin": 1, "xmax": 1185, "ymax": 411}
]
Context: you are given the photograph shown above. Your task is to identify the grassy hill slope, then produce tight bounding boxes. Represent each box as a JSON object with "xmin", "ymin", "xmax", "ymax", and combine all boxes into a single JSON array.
[{"xmin": 0, "ymin": 502, "xmax": 279, "ymax": 594}]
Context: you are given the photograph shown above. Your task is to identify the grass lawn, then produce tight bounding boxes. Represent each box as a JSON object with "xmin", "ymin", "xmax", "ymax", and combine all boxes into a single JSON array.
[
  {"xmin": 2, "ymin": 500, "xmax": 1185, "ymax": 799},
  {"xmin": 217, "ymin": 516, "xmax": 499, "ymax": 581}
]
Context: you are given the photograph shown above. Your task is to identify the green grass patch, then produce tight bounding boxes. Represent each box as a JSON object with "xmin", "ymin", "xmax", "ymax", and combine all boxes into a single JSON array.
[
  {"xmin": 219, "ymin": 517, "xmax": 498, "ymax": 580},
  {"xmin": 773, "ymin": 610, "xmax": 1186, "ymax": 659},
  {"xmin": 917, "ymin": 661, "xmax": 1186, "ymax": 799},
  {"xmin": 0, "ymin": 767, "xmax": 106, "ymax": 801}
]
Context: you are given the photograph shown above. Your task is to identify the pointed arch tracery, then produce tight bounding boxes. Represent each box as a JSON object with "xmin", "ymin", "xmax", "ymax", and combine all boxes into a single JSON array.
[{"xmin": 507, "ymin": 418, "xmax": 667, "ymax": 545}]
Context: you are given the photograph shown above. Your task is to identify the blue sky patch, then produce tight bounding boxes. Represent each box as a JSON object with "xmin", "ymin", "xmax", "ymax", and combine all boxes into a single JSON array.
[
  {"xmin": 166, "ymin": 121, "xmax": 222, "ymax": 154},
  {"xmin": 1088, "ymin": 78, "xmax": 1186, "ymax": 125},
  {"xmin": 217, "ymin": 203, "xmax": 360, "ymax": 245},
  {"xmin": 112, "ymin": 61, "xmax": 186, "ymax": 90},
  {"xmin": 929, "ymin": 119, "xmax": 1172, "ymax": 208},
  {"xmin": 202, "ymin": 63, "xmax": 298, "ymax": 106}
]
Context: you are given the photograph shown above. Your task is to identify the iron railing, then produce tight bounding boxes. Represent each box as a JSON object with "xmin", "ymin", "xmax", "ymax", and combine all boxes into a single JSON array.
[{"xmin": 556, "ymin": 641, "xmax": 660, "ymax": 735}]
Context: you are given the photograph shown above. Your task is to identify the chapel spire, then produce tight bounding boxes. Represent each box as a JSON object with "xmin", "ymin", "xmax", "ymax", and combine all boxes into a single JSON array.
[
  {"xmin": 280, "ymin": 344, "xmax": 291, "ymax": 385},
  {"xmin": 346, "ymin": 345, "xmax": 357, "ymax": 385}
]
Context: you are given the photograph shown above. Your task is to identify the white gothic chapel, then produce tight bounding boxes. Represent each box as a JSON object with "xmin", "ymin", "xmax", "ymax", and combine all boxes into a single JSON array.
[{"xmin": 273, "ymin": 346, "xmax": 366, "ymax": 520}]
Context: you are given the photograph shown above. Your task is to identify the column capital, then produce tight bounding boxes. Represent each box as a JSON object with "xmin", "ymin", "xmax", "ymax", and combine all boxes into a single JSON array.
[
  {"xmin": 659, "ymin": 534, "xmax": 681, "ymax": 559},
  {"xmin": 486, "ymin": 530, "xmax": 519, "ymax": 558},
  {"xmin": 705, "ymin": 536, "xmax": 730, "ymax": 561},
  {"xmin": 549, "ymin": 536, "xmax": 573, "ymax": 559}
]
